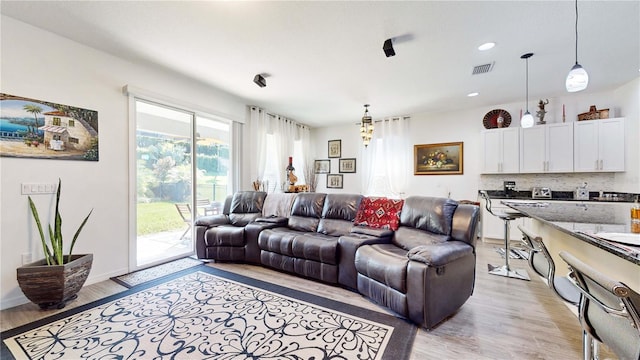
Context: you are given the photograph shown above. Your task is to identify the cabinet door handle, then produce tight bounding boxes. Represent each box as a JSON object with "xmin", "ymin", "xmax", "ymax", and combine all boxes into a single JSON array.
[
  {"xmin": 600, "ymin": 159, "xmax": 603, "ymax": 170},
  {"xmin": 595, "ymin": 160, "xmax": 599, "ymax": 170}
]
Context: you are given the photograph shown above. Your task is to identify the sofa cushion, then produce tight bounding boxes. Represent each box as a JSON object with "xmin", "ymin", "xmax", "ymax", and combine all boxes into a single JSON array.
[
  {"xmin": 355, "ymin": 244, "xmax": 409, "ymax": 293},
  {"xmin": 321, "ymin": 194, "xmax": 363, "ymax": 220},
  {"xmin": 288, "ymin": 193, "xmax": 326, "ymax": 232},
  {"xmin": 228, "ymin": 191, "xmax": 267, "ymax": 226},
  {"xmin": 291, "ymin": 233, "xmax": 339, "ymax": 265},
  {"xmin": 204, "ymin": 225, "xmax": 246, "ymax": 247},
  {"xmin": 400, "ymin": 196, "xmax": 457, "ymax": 235},
  {"xmin": 393, "ymin": 226, "xmax": 450, "ymax": 251},
  {"xmin": 257, "ymin": 228, "xmax": 299, "ymax": 257},
  {"xmin": 353, "ymin": 197, "xmax": 404, "ymax": 231}
]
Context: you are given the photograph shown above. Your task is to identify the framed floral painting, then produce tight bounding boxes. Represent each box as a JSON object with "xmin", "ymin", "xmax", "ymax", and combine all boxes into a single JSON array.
[{"xmin": 414, "ymin": 142, "xmax": 463, "ymax": 175}]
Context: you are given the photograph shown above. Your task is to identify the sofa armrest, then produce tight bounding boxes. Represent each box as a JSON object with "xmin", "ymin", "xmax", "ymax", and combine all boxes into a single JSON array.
[
  {"xmin": 255, "ymin": 216, "xmax": 289, "ymax": 226},
  {"xmin": 338, "ymin": 233, "xmax": 392, "ymax": 289},
  {"xmin": 451, "ymin": 204, "xmax": 480, "ymax": 247},
  {"xmin": 244, "ymin": 222, "xmax": 285, "ymax": 264},
  {"xmin": 407, "ymin": 241, "xmax": 473, "ymax": 267},
  {"xmin": 195, "ymin": 214, "xmax": 230, "ymax": 227},
  {"xmin": 350, "ymin": 226, "xmax": 394, "ymax": 238}
]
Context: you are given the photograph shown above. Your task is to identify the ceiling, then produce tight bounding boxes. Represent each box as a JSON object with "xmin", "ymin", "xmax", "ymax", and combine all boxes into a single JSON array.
[{"xmin": 2, "ymin": 1, "xmax": 638, "ymax": 127}]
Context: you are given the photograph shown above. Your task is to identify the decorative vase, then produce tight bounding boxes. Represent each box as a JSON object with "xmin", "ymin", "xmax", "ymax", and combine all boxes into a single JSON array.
[{"xmin": 17, "ymin": 254, "xmax": 93, "ymax": 309}]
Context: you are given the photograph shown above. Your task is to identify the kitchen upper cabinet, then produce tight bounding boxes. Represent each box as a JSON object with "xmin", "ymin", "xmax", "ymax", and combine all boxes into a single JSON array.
[
  {"xmin": 482, "ymin": 128, "xmax": 519, "ymax": 174},
  {"xmin": 574, "ymin": 118, "xmax": 625, "ymax": 172},
  {"xmin": 520, "ymin": 123, "xmax": 573, "ymax": 173}
]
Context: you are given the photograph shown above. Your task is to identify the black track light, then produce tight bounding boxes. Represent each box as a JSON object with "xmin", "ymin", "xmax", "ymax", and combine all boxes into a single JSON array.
[
  {"xmin": 383, "ymin": 39, "xmax": 395, "ymax": 57},
  {"xmin": 253, "ymin": 74, "xmax": 266, "ymax": 88}
]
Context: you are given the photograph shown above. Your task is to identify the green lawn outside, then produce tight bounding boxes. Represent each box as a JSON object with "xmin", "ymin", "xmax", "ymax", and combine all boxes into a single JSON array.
[{"xmin": 137, "ymin": 202, "xmax": 185, "ymax": 236}]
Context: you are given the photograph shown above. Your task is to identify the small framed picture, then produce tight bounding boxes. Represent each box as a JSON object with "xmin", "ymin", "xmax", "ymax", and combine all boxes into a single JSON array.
[
  {"xmin": 328, "ymin": 139, "xmax": 341, "ymax": 158},
  {"xmin": 327, "ymin": 174, "xmax": 343, "ymax": 189},
  {"xmin": 314, "ymin": 159, "xmax": 330, "ymax": 174},
  {"xmin": 339, "ymin": 158, "xmax": 356, "ymax": 173}
]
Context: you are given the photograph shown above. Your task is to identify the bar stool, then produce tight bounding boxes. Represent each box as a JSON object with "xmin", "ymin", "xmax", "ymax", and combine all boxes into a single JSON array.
[
  {"xmin": 518, "ymin": 225, "xmax": 580, "ymax": 304},
  {"xmin": 559, "ymin": 251, "xmax": 640, "ymax": 360},
  {"xmin": 479, "ymin": 191, "xmax": 530, "ymax": 280}
]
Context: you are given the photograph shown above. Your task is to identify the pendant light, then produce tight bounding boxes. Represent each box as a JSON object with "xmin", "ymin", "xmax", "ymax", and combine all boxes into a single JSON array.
[
  {"xmin": 566, "ymin": 0, "xmax": 589, "ymax": 92},
  {"xmin": 520, "ymin": 53, "xmax": 535, "ymax": 128},
  {"xmin": 360, "ymin": 104, "xmax": 374, "ymax": 147}
]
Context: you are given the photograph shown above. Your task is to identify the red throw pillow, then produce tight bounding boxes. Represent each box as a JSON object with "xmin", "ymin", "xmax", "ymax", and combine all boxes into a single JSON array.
[{"xmin": 354, "ymin": 197, "xmax": 405, "ymax": 231}]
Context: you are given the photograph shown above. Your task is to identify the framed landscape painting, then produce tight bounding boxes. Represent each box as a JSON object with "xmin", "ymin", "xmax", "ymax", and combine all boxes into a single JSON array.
[
  {"xmin": 0, "ymin": 93, "xmax": 99, "ymax": 161},
  {"xmin": 414, "ymin": 142, "xmax": 463, "ymax": 175}
]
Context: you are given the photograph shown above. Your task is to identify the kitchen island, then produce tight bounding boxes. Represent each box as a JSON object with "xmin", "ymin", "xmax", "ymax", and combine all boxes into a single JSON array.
[{"xmin": 502, "ymin": 201, "xmax": 639, "ymax": 292}]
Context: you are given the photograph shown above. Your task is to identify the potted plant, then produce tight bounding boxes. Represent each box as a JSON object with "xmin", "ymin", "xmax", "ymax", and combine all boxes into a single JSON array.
[{"xmin": 17, "ymin": 178, "xmax": 93, "ymax": 309}]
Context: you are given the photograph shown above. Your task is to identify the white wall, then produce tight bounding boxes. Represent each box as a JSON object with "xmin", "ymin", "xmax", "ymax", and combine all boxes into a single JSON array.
[
  {"xmin": 0, "ymin": 16, "xmax": 247, "ymax": 309},
  {"xmin": 310, "ymin": 77, "xmax": 640, "ymax": 200}
]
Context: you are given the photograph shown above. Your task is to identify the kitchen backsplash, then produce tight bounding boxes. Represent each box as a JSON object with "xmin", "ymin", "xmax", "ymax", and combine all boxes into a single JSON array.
[{"xmin": 480, "ymin": 173, "xmax": 616, "ymax": 192}]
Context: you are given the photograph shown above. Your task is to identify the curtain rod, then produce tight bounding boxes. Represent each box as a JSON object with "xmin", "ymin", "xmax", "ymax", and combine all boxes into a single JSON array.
[
  {"xmin": 250, "ymin": 106, "xmax": 309, "ymax": 129},
  {"xmin": 354, "ymin": 116, "xmax": 411, "ymax": 125}
]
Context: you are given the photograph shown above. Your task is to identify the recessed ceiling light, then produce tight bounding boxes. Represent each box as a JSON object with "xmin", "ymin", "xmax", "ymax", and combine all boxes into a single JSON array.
[
  {"xmin": 478, "ymin": 42, "xmax": 495, "ymax": 51},
  {"xmin": 467, "ymin": 92, "xmax": 479, "ymax": 97}
]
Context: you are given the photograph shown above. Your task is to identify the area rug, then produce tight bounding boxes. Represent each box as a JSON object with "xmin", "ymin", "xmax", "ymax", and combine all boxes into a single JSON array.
[
  {"xmin": 2, "ymin": 266, "xmax": 416, "ymax": 360},
  {"xmin": 111, "ymin": 257, "xmax": 204, "ymax": 288}
]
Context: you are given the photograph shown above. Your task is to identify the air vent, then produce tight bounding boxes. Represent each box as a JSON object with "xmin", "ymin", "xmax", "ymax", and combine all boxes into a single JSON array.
[{"xmin": 472, "ymin": 62, "xmax": 494, "ymax": 75}]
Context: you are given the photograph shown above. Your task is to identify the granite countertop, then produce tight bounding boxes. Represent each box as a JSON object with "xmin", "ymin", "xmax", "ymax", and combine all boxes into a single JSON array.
[
  {"xmin": 502, "ymin": 201, "xmax": 640, "ymax": 265},
  {"xmin": 484, "ymin": 190, "xmax": 639, "ymax": 203}
]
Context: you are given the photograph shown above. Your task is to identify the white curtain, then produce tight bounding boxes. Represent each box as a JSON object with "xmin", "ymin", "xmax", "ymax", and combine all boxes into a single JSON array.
[
  {"xmin": 249, "ymin": 107, "xmax": 269, "ymax": 182},
  {"xmin": 361, "ymin": 116, "xmax": 410, "ymax": 198},
  {"xmin": 249, "ymin": 106, "xmax": 311, "ymax": 192}
]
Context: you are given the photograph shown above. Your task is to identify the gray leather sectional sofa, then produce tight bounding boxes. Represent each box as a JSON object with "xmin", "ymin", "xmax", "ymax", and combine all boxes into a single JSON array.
[{"xmin": 195, "ymin": 191, "xmax": 480, "ymax": 329}]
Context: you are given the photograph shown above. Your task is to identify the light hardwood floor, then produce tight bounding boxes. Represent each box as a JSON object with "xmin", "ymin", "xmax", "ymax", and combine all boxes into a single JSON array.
[{"xmin": 1, "ymin": 241, "xmax": 616, "ymax": 359}]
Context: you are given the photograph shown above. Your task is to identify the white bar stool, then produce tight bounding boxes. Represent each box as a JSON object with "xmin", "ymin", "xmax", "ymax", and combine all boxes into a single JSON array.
[{"xmin": 479, "ymin": 191, "xmax": 530, "ymax": 281}]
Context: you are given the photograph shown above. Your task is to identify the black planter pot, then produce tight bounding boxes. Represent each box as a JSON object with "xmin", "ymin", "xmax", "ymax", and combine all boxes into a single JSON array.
[{"xmin": 16, "ymin": 254, "xmax": 93, "ymax": 309}]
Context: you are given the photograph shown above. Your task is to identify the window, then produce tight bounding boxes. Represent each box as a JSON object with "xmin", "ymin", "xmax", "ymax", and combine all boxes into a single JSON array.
[
  {"xmin": 53, "ymin": 135, "xmax": 61, "ymax": 140},
  {"xmin": 69, "ymin": 137, "xmax": 79, "ymax": 144},
  {"xmin": 53, "ymin": 117, "xmax": 61, "ymax": 126},
  {"xmin": 68, "ymin": 120, "xmax": 75, "ymax": 127}
]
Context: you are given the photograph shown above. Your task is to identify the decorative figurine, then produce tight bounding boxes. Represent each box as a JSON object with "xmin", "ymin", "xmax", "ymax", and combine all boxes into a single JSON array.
[{"xmin": 536, "ymin": 99, "xmax": 549, "ymax": 124}]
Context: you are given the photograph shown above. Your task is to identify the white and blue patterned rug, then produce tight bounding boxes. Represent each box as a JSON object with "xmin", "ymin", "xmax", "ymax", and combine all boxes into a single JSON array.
[{"xmin": 2, "ymin": 266, "xmax": 416, "ymax": 359}]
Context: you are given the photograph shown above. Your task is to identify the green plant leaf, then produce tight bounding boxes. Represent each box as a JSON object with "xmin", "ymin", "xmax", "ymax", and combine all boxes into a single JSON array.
[
  {"xmin": 68, "ymin": 209, "xmax": 92, "ymax": 258},
  {"xmin": 28, "ymin": 196, "xmax": 52, "ymax": 266}
]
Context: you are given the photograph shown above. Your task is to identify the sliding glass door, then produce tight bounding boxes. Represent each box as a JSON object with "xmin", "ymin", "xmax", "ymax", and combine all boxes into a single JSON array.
[
  {"xmin": 134, "ymin": 100, "xmax": 194, "ymax": 268},
  {"xmin": 130, "ymin": 99, "xmax": 233, "ymax": 270}
]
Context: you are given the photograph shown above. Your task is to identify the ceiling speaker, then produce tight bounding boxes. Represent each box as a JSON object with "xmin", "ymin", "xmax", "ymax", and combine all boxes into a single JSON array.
[{"xmin": 383, "ymin": 39, "xmax": 395, "ymax": 57}]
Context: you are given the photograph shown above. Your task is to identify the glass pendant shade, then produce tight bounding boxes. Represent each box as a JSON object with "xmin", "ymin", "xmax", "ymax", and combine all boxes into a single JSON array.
[
  {"xmin": 566, "ymin": 63, "xmax": 589, "ymax": 92},
  {"xmin": 360, "ymin": 104, "xmax": 374, "ymax": 147},
  {"xmin": 520, "ymin": 52, "xmax": 534, "ymax": 129},
  {"xmin": 521, "ymin": 111, "xmax": 535, "ymax": 128}
]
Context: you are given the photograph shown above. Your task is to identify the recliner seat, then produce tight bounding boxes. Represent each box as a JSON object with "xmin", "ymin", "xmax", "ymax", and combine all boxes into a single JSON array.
[{"xmin": 355, "ymin": 196, "xmax": 479, "ymax": 329}]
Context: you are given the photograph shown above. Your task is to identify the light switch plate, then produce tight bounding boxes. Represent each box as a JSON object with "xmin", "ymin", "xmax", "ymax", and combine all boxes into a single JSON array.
[{"xmin": 21, "ymin": 183, "xmax": 57, "ymax": 195}]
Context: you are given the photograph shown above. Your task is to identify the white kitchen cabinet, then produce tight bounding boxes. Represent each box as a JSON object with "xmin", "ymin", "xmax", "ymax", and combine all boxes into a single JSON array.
[
  {"xmin": 480, "ymin": 199, "xmax": 531, "ymax": 242},
  {"xmin": 574, "ymin": 118, "xmax": 625, "ymax": 172},
  {"xmin": 520, "ymin": 123, "xmax": 573, "ymax": 173},
  {"xmin": 481, "ymin": 128, "xmax": 519, "ymax": 174}
]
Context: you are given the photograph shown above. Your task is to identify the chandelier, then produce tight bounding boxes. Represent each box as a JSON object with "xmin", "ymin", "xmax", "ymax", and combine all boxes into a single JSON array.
[{"xmin": 360, "ymin": 104, "xmax": 374, "ymax": 147}]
